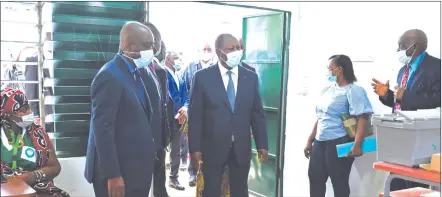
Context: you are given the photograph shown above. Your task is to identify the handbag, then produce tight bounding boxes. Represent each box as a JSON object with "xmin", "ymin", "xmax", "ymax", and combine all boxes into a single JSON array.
[
  {"xmin": 196, "ymin": 163, "xmax": 231, "ymax": 197},
  {"xmin": 340, "ymin": 87, "xmax": 373, "ymax": 139}
]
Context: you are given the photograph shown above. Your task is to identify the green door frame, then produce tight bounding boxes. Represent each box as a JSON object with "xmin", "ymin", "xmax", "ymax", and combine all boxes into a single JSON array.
[{"xmin": 197, "ymin": 2, "xmax": 291, "ymax": 197}]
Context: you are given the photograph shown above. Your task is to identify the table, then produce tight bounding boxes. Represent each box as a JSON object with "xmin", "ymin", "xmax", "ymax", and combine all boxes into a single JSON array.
[
  {"xmin": 374, "ymin": 161, "xmax": 441, "ymax": 197},
  {"xmin": 1, "ymin": 177, "xmax": 36, "ymax": 197}
]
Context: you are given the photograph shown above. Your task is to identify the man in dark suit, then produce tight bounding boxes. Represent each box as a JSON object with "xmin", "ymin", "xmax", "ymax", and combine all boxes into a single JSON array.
[
  {"xmin": 188, "ymin": 34, "xmax": 269, "ymax": 197},
  {"xmin": 143, "ymin": 22, "xmax": 172, "ymax": 197},
  {"xmin": 84, "ymin": 22, "xmax": 160, "ymax": 197},
  {"xmin": 164, "ymin": 51, "xmax": 189, "ymax": 191},
  {"xmin": 372, "ymin": 29, "xmax": 441, "ymax": 190},
  {"xmin": 238, "ymin": 38, "xmax": 256, "ymax": 73}
]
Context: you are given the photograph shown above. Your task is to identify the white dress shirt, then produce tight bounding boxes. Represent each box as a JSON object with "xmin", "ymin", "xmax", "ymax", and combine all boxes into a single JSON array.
[
  {"xmin": 165, "ymin": 66, "xmax": 180, "ymax": 90},
  {"xmin": 218, "ymin": 64, "xmax": 238, "ymax": 96}
]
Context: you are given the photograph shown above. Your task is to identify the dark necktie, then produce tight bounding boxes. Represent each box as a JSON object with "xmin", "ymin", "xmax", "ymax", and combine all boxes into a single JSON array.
[
  {"xmin": 134, "ymin": 69, "xmax": 152, "ymax": 120},
  {"xmin": 227, "ymin": 71, "xmax": 235, "ymax": 111}
]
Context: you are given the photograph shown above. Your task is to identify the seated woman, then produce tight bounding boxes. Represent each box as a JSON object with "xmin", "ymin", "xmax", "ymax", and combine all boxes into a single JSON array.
[
  {"xmin": 0, "ymin": 87, "xmax": 69, "ymax": 197},
  {"xmin": 304, "ymin": 55, "xmax": 373, "ymax": 197}
]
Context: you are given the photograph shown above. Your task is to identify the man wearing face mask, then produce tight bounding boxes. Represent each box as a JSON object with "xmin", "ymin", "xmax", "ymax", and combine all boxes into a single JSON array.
[
  {"xmin": 238, "ymin": 38, "xmax": 256, "ymax": 73},
  {"xmin": 181, "ymin": 41, "xmax": 215, "ymax": 186},
  {"xmin": 85, "ymin": 22, "xmax": 160, "ymax": 197},
  {"xmin": 372, "ymin": 29, "xmax": 441, "ymax": 112},
  {"xmin": 163, "ymin": 51, "xmax": 189, "ymax": 191},
  {"xmin": 143, "ymin": 22, "xmax": 173, "ymax": 197},
  {"xmin": 372, "ymin": 29, "xmax": 441, "ymax": 191},
  {"xmin": 188, "ymin": 33, "xmax": 268, "ymax": 197}
]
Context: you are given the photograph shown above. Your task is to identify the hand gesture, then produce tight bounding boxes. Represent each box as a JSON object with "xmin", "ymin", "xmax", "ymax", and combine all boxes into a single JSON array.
[
  {"xmin": 371, "ymin": 78, "xmax": 390, "ymax": 97},
  {"xmin": 107, "ymin": 177, "xmax": 125, "ymax": 197}
]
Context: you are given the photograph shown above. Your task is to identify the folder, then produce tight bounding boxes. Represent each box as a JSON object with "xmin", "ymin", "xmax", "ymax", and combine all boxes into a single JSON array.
[{"xmin": 336, "ymin": 137, "xmax": 377, "ymax": 158}]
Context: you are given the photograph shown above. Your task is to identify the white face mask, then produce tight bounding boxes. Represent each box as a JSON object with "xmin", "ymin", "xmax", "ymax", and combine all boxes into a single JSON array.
[
  {"xmin": 131, "ymin": 49, "xmax": 154, "ymax": 69},
  {"xmin": 396, "ymin": 44, "xmax": 415, "ymax": 65},
  {"xmin": 201, "ymin": 52, "xmax": 213, "ymax": 62},
  {"xmin": 14, "ymin": 113, "xmax": 35, "ymax": 128},
  {"xmin": 221, "ymin": 50, "xmax": 243, "ymax": 68}
]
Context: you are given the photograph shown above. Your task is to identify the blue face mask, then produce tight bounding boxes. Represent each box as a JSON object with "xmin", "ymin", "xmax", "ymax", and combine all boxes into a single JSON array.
[
  {"xmin": 129, "ymin": 50, "xmax": 154, "ymax": 69},
  {"xmin": 327, "ymin": 67, "xmax": 339, "ymax": 82}
]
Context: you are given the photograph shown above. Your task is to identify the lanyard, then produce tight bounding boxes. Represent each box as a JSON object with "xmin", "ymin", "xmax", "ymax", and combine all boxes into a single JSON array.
[{"xmin": 9, "ymin": 129, "xmax": 23, "ymax": 169}]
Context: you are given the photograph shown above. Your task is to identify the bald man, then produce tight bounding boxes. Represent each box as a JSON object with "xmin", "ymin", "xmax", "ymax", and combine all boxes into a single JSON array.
[
  {"xmin": 85, "ymin": 22, "xmax": 161, "ymax": 197},
  {"xmin": 372, "ymin": 29, "xmax": 440, "ymax": 112},
  {"xmin": 372, "ymin": 29, "xmax": 441, "ymax": 191},
  {"xmin": 238, "ymin": 38, "xmax": 256, "ymax": 73},
  {"xmin": 188, "ymin": 34, "xmax": 268, "ymax": 197}
]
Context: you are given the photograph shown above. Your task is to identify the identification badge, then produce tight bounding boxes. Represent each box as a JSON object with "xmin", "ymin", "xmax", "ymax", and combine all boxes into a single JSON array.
[{"xmin": 20, "ymin": 146, "xmax": 37, "ymax": 163}]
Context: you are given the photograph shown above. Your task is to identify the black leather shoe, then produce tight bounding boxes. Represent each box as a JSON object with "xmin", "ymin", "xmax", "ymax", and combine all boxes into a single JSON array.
[
  {"xmin": 189, "ymin": 175, "xmax": 196, "ymax": 187},
  {"xmin": 169, "ymin": 179, "xmax": 185, "ymax": 191}
]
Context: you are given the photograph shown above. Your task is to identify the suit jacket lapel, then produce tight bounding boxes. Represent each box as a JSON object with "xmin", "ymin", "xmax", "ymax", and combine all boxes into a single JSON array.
[
  {"xmin": 213, "ymin": 64, "xmax": 233, "ymax": 112},
  {"xmin": 115, "ymin": 55, "xmax": 152, "ymax": 119},
  {"xmin": 408, "ymin": 55, "xmax": 429, "ymax": 89}
]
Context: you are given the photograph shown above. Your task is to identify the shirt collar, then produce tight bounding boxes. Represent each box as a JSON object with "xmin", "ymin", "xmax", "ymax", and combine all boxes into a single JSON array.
[
  {"xmin": 119, "ymin": 54, "xmax": 137, "ymax": 74},
  {"xmin": 218, "ymin": 63, "xmax": 238, "ymax": 76},
  {"xmin": 410, "ymin": 51, "xmax": 426, "ymax": 71},
  {"xmin": 165, "ymin": 66, "xmax": 175, "ymax": 75}
]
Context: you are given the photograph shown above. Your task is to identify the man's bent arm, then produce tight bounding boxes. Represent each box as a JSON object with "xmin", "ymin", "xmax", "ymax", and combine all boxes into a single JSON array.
[
  {"xmin": 91, "ymin": 72, "xmax": 122, "ymax": 179},
  {"xmin": 251, "ymin": 74, "xmax": 268, "ymax": 150}
]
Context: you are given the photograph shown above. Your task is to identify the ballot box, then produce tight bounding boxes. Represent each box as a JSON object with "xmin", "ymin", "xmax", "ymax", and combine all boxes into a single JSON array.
[{"xmin": 373, "ymin": 110, "xmax": 440, "ymax": 167}]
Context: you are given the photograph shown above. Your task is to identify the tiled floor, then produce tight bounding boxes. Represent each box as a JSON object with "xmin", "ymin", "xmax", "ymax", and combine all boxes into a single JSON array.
[{"xmin": 165, "ymin": 167, "xmax": 196, "ymax": 197}]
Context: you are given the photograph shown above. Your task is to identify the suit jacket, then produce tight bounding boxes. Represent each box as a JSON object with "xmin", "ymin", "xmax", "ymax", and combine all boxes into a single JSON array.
[
  {"xmin": 241, "ymin": 61, "xmax": 256, "ymax": 73},
  {"xmin": 150, "ymin": 58, "xmax": 172, "ymax": 149},
  {"xmin": 380, "ymin": 53, "xmax": 441, "ymax": 111},
  {"xmin": 84, "ymin": 55, "xmax": 157, "ymax": 191},
  {"xmin": 165, "ymin": 68, "xmax": 189, "ymax": 117},
  {"xmin": 188, "ymin": 64, "xmax": 268, "ymax": 165}
]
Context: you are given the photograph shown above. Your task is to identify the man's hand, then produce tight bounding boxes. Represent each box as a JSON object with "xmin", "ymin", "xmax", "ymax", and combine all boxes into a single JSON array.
[
  {"xmin": 258, "ymin": 149, "xmax": 268, "ymax": 162},
  {"xmin": 108, "ymin": 177, "xmax": 125, "ymax": 197},
  {"xmin": 191, "ymin": 152, "xmax": 202, "ymax": 169},
  {"xmin": 371, "ymin": 78, "xmax": 390, "ymax": 97},
  {"xmin": 394, "ymin": 86, "xmax": 405, "ymax": 101},
  {"xmin": 176, "ymin": 107, "xmax": 188, "ymax": 124}
]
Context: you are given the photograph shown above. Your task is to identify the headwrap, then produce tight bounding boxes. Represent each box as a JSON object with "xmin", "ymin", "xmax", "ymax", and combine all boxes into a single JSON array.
[{"xmin": 0, "ymin": 87, "xmax": 29, "ymax": 127}]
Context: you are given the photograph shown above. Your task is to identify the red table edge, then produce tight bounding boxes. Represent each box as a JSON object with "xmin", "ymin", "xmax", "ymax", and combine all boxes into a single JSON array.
[{"xmin": 373, "ymin": 161, "xmax": 441, "ymax": 183}]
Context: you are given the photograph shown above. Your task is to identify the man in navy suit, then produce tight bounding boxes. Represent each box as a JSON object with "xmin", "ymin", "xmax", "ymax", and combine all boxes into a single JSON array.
[
  {"xmin": 164, "ymin": 51, "xmax": 189, "ymax": 191},
  {"xmin": 84, "ymin": 22, "xmax": 160, "ymax": 197},
  {"xmin": 372, "ymin": 29, "xmax": 440, "ymax": 112},
  {"xmin": 188, "ymin": 34, "xmax": 269, "ymax": 197},
  {"xmin": 372, "ymin": 29, "xmax": 441, "ymax": 190}
]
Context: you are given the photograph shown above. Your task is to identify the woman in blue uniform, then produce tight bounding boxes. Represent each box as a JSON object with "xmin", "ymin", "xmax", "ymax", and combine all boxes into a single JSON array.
[{"xmin": 304, "ymin": 54, "xmax": 373, "ymax": 197}]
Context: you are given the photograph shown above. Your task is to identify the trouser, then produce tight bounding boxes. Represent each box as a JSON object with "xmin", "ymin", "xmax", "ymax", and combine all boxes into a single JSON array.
[
  {"xmin": 93, "ymin": 178, "xmax": 151, "ymax": 197},
  {"xmin": 202, "ymin": 146, "xmax": 250, "ymax": 197},
  {"xmin": 153, "ymin": 149, "xmax": 169, "ymax": 197},
  {"xmin": 308, "ymin": 136, "xmax": 355, "ymax": 197},
  {"xmin": 180, "ymin": 132, "xmax": 189, "ymax": 165},
  {"xmin": 169, "ymin": 120, "xmax": 187, "ymax": 179}
]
